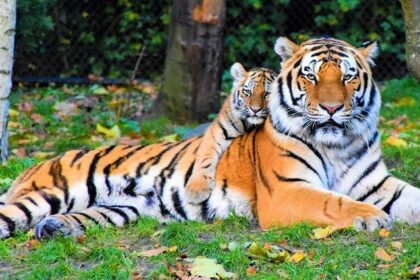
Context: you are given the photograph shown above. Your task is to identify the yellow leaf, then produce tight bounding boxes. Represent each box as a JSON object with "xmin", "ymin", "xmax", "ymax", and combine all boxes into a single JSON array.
[
  {"xmin": 168, "ymin": 246, "xmax": 177, "ymax": 253},
  {"xmin": 395, "ymin": 96, "xmax": 416, "ymax": 107},
  {"xmin": 379, "ymin": 228, "xmax": 390, "ymax": 238},
  {"xmin": 93, "ymin": 87, "xmax": 109, "ymax": 95},
  {"xmin": 191, "ymin": 257, "xmax": 237, "ymax": 279},
  {"xmin": 33, "ymin": 151, "xmax": 55, "ymax": 160},
  {"xmin": 311, "ymin": 225, "xmax": 334, "ymax": 240},
  {"xmin": 246, "ymin": 266, "xmax": 257, "ymax": 276},
  {"xmin": 391, "ymin": 241, "xmax": 402, "ymax": 251},
  {"xmin": 375, "ymin": 247, "xmax": 394, "ymax": 261},
  {"xmin": 159, "ymin": 134, "xmax": 179, "ymax": 143},
  {"xmin": 288, "ymin": 251, "xmax": 305, "ymax": 263},
  {"xmin": 8, "ymin": 109, "xmax": 20, "ymax": 118},
  {"xmin": 384, "ymin": 135, "xmax": 407, "ymax": 147},
  {"xmin": 96, "ymin": 124, "xmax": 121, "ymax": 139}
]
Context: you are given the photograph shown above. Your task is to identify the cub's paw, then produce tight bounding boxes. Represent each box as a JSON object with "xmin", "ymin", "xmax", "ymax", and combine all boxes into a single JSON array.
[
  {"xmin": 353, "ymin": 211, "xmax": 393, "ymax": 232},
  {"xmin": 185, "ymin": 174, "xmax": 215, "ymax": 204},
  {"xmin": 35, "ymin": 215, "xmax": 81, "ymax": 240}
]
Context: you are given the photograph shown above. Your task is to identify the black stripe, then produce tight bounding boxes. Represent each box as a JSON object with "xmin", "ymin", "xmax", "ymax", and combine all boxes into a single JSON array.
[
  {"xmin": 69, "ymin": 215, "xmax": 86, "ymax": 230},
  {"xmin": 218, "ymin": 121, "xmax": 234, "ymax": 140},
  {"xmin": 101, "ymin": 206, "xmax": 129, "ymax": 224},
  {"xmin": 66, "ymin": 198, "xmax": 75, "ymax": 213},
  {"xmin": 14, "ymin": 202, "xmax": 32, "ymax": 225},
  {"xmin": 25, "ymin": 197, "xmax": 38, "ymax": 206},
  {"xmin": 70, "ymin": 150, "xmax": 89, "ymax": 167},
  {"xmin": 0, "ymin": 213, "xmax": 15, "ymax": 233},
  {"xmin": 348, "ymin": 157, "xmax": 382, "ymax": 195},
  {"xmin": 77, "ymin": 212, "xmax": 100, "ymax": 225},
  {"xmin": 221, "ymin": 179, "xmax": 228, "ymax": 196},
  {"xmin": 357, "ymin": 175, "xmax": 391, "ymax": 201},
  {"xmin": 97, "ymin": 212, "xmax": 116, "ymax": 226},
  {"xmin": 39, "ymin": 191, "xmax": 61, "ymax": 215},
  {"xmin": 382, "ymin": 186, "xmax": 406, "ymax": 214},
  {"xmin": 172, "ymin": 190, "xmax": 188, "ymax": 220},
  {"xmin": 97, "ymin": 204, "xmax": 140, "ymax": 217},
  {"xmin": 283, "ymin": 150, "xmax": 323, "ymax": 182},
  {"xmin": 273, "ymin": 170, "xmax": 309, "ymax": 183},
  {"xmin": 86, "ymin": 146, "xmax": 116, "ymax": 207},
  {"xmin": 104, "ymin": 145, "xmax": 147, "ymax": 194},
  {"xmin": 201, "ymin": 198, "xmax": 214, "ymax": 222},
  {"xmin": 123, "ymin": 178, "xmax": 137, "ymax": 197},
  {"xmin": 184, "ymin": 160, "xmax": 195, "ymax": 187},
  {"xmin": 49, "ymin": 156, "xmax": 69, "ymax": 204},
  {"xmin": 329, "ymin": 49, "xmax": 348, "ymax": 57},
  {"xmin": 228, "ymin": 117, "xmax": 241, "ymax": 135}
]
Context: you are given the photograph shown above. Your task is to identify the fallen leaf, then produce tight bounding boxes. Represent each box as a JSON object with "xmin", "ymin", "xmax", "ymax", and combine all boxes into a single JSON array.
[
  {"xmin": 17, "ymin": 102, "xmax": 33, "ymax": 113},
  {"xmin": 384, "ymin": 135, "xmax": 407, "ymax": 147},
  {"xmin": 32, "ymin": 151, "xmax": 55, "ymax": 160},
  {"xmin": 391, "ymin": 241, "xmax": 402, "ymax": 251},
  {"xmin": 377, "ymin": 264, "xmax": 391, "ymax": 269},
  {"xmin": 76, "ymin": 235, "xmax": 86, "ymax": 244},
  {"xmin": 23, "ymin": 239, "xmax": 41, "ymax": 249},
  {"xmin": 151, "ymin": 229, "xmax": 165, "ymax": 239},
  {"xmin": 379, "ymin": 228, "xmax": 390, "ymax": 238},
  {"xmin": 159, "ymin": 134, "xmax": 179, "ymax": 143},
  {"xmin": 8, "ymin": 108, "xmax": 20, "ymax": 117},
  {"xmin": 30, "ymin": 113, "xmax": 43, "ymax": 123},
  {"xmin": 412, "ymin": 266, "xmax": 420, "ymax": 274},
  {"xmin": 288, "ymin": 251, "xmax": 305, "ymax": 263},
  {"xmin": 168, "ymin": 246, "xmax": 178, "ymax": 253},
  {"xmin": 317, "ymin": 256, "xmax": 326, "ymax": 266},
  {"xmin": 311, "ymin": 225, "xmax": 334, "ymax": 240},
  {"xmin": 263, "ymin": 242, "xmax": 271, "ymax": 250},
  {"xmin": 375, "ymin": 247, "xmax": 394, "ymax": 261},
  {"xmin": 191, "ymin": 257, "xmax": 237, "ymax": 279},
  {"xmin": 395, "ymin": 96, "xmax": 416, "ymax": 107},
  {"xmin": 138, "ymin": 246, "xmax": 168, "ymax": 257},
  {"xmin": 96, "ymin": 124, "xmax": 121, "ymax": 139},
  {"xmin": 93, "ymin": 86, "xmax": 109, "ymax": 95},
  {"xmin": 132, "ymin": 271, "xmax": 142, "ymax": 280},
  {"xmin": 246, "ymin": 266, "xmax": 256, "ymax": 276}
]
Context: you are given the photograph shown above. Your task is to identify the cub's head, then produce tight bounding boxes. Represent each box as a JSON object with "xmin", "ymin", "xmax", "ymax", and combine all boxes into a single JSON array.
[
  {"xmin": 270, "ymin": 37, "xmax": 380, "ymax": 145},
  {"xmin": 230, "ymin": 62, "xmax": 277, "ymax": 125}
]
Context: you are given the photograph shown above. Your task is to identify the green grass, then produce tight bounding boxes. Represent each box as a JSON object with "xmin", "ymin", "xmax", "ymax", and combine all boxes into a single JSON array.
[{"xmin": 1, "ymin": 77, "xmax": 419, "ymax": 279}]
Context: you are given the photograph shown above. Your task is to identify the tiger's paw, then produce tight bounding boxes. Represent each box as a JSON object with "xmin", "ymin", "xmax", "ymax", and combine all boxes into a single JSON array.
[
  {"xmin": 35, "ymin": 215, "xmax": 83, "ymax": 240},
  {"xmin": 185, "ymin": 174, "xmax": 215, "ymax": 204},
  {"xmin": 353, "ymin": 211, "xmax": 393, "ymax": 232}
]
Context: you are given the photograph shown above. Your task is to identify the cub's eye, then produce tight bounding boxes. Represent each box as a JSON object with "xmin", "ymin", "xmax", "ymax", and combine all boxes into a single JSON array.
[
  {"xmin": 264, "ymin": 92, "xmax": 270, "ymax": 99},
  {"xmin": 343, "ymin": 74, "xmax": 353, "ymax": 81},
  {"xmin": 306, "ymin": 74, "xmax": 316, "ymax": 81},
  {"xmin": 243, "ymin": 89, "xmax": 251, "ymax": 96}
]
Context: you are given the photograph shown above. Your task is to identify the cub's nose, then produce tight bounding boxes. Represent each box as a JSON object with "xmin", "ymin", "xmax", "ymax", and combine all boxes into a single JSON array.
[
  {"xmin": 250, "ymin": 106, "xmax": 261, "ymax": 113},
  {"xmin": 319, "ymin": 103, "xmax": 343, "ymax": 115}
]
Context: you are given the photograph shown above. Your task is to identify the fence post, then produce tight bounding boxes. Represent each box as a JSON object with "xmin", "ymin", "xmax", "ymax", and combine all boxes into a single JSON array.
[
  {"xmin": 160, "ymin": 0, "xmax": 226, "ymax": 122},
  {"xmin": 0, "ymin": 0, "xmax": 16, "ymax": 164}
]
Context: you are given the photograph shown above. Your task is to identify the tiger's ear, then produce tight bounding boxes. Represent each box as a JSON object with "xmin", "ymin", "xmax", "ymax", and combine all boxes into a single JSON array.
[
  {"xmin": 230, "ymin": 62, "xmax": 247, "ymax": 81},
  {"xmin": 274, "ymin": 37, "xmax": 300, "ymax": 63},
  {"xmin": 358, "ymin": 41, "xmax": 379, "ymax": 66}
]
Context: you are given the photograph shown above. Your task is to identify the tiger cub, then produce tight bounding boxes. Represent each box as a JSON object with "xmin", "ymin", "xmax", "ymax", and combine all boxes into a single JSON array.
[{"xmin": 185, "ymin": 63, "xmax": 276, "ymax": 203}]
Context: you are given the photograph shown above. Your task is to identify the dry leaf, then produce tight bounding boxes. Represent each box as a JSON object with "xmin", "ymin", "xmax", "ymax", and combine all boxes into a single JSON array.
[
  {"xmin": 263, "ymin": 242, "xmax": 271, "ymax": 250},
  {"xmin": 190, "ymin": 257, "xmax": 237, "ymax": 279},
  {"xmin": 168, "ymin": 246, "xmax": 178, "ymax": 253},
  {"xmin": 395, "ymin": 96, "xmax": 416, "ymax": 107},
  {"xmin": 379, "ymin": 228, "xmax": 390, "ymax": 238},
  {"xmin": 288, "ymin": 251, "xmax": 305, "ymax": 263},
  {"xmin": 96, "ymin": 124, "xmax": 121, "ymax": 139},
  {"xmin": 23, "ymin": 239, "xmax": 41, "ymax": 249},
  {"xmin": 311, "ymin": 225, "xmax": 334, "ymax": 240},
  {"xmin": 375, "ymin": 247, "xmax": 394, "ymax": 261},
  {"xmin": 246, "ymin": 266, "xmax": 257, "ymax": 276},
  {"xmin": 30, "ymin": 113, "xmax": 43, "ymax": 123},
  {"xmin": 317, "ymin": 256, "xmax": 326, "ymax": 266},
  {"xmin": 377, "ymin": 264, "xmax": 391, "ymax": 269},
  {"xmin": 138, "ymin": 246, "xmax": 168, "ymax": 257},
  {"xmin": 76, "ymin": 235, "xmax": 86, "ymax": 244},
  {"xmin": 384, "ymin": 135, "xmax": 407, "ymax": 147},
  {"xmin": 391, "ymin": 241, "xmax": 402, "ymax": 250}
]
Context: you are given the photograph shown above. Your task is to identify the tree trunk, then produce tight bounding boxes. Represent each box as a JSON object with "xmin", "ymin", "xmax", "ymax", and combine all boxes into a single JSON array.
[
  {"xmin": 401, "ymin": 0, "xmax": 420, "ymax": 80},
  {"xmin": 160, "ymin": 0, "xmax": 226, "ymax": 122},
  {"xmin": 0, "ymin": 0, "xmax": 16, "ymax": 164}
]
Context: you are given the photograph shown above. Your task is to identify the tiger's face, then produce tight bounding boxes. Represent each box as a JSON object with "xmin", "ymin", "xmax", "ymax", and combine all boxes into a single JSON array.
[
  {"xmin": 271, "ymin": 37, "xmax": 380, "ymax": 145},
  {"xmin": 230, "ymin": 63, "xmax": 277, "ymax": 125}
]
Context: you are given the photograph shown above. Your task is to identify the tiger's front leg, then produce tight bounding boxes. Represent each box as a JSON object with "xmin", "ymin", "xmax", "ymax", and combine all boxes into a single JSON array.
[{"xmin": 256, "ymin": 181, "xmax": 392, "ymax": 231}]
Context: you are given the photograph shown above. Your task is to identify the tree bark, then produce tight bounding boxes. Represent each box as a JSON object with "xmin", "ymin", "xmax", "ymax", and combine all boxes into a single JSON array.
[
  {"xmin": 401, "ymin": 0, "xmax": 420, "ymax": 80},
  {"xmin": 160, "ymin": 0, "xmax": 226, "ymax": 122},
  {"xmin": 0, "ymin": 0, "xmax": 16, "ymax": 164}
]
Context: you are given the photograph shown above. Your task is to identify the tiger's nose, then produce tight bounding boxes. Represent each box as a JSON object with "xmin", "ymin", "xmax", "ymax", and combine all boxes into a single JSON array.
[
  {"xmin": 250, "ymin": 106, "xmax": 261, "ymax": 113},
  {"xmin": 319, "ymin": 103, "xmax": 343, "ymax": 115}
]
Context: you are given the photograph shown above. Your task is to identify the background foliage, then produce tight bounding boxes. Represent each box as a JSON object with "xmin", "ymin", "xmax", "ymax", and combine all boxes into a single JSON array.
[{"xmin": 15, "ymin": 0, "xmax": 405, "ymax": 81}]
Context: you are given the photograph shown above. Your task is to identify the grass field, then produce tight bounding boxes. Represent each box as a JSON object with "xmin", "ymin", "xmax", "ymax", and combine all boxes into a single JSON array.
[{"xmin": 0, "ymin": 77, "xmax": 419, "ymax": 279}]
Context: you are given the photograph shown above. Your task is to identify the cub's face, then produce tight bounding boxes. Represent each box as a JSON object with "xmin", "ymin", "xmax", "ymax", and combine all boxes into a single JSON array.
[
  {"xmin": 230, "ymin": 63, "xmax": 277, "ymax": 125},
  {"xmin": 271, "ymin": 37, "xmax": 380, "ymax": 145}
]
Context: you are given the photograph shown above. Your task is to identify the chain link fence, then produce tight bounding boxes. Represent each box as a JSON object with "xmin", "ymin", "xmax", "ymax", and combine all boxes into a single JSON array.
[{"xmin": 13, "ymin": 0, "xmax": 407, "ymax": 84}]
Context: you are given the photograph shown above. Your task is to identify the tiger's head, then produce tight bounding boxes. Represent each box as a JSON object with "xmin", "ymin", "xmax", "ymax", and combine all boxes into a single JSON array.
[
  {"xmin": 230, "ymin": 62, "xmax": 277, "ymax": 125},
  {"xmin": 270, "ymin": 37, "xmax": 380, "ymax": 146}
]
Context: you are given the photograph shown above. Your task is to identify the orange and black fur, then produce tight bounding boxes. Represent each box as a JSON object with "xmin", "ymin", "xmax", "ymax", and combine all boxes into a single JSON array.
[
  {"xmin": 185, "ymin": 63, "xmax": 276, "ymax": 203},
  {"xmin": 0, "ymin": 37, "xmax": 418, "ymax": 240}
]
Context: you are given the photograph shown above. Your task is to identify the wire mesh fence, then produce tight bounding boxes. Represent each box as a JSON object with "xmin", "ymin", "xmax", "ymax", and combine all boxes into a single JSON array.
[{"xmin": 13, "ymin": 0, "xmax": 407, "ymax": 84}]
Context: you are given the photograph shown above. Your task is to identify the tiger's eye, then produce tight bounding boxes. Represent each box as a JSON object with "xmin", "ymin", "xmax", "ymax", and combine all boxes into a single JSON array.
[
  {"xmin": 343, "ymin": 74, "xmax": 352, "ymax": 80},
  {"xmin": 306, "ymin": 74, "xmax": 316, "ymax": 81}
]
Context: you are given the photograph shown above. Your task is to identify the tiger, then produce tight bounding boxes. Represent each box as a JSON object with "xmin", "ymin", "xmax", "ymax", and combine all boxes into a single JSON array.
[
  {"xmin": 0, "ymin": 37, "xmax": 418, "ymax": 240},
  {"xmin": 185, "ymin": 62, "xmax": 276, "ymax": 203}
]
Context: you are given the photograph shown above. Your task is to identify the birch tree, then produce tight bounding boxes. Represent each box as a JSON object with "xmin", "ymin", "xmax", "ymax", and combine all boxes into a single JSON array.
[{"xmin": 0, "ymin": 0, "xmax": 16, "ymax": 163}]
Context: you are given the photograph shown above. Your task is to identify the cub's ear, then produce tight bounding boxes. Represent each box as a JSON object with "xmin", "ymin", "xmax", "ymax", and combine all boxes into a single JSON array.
[
  {"xmin": 274, "ymin": 37, "xmax": 300, "ymax": 63},
  {"xmin": 230, "ymin": 62, "xmax": 247, "ymax": 81},
  {"xmin": 358, "ymin": 41, "xmax": 379, "ymax": 66}
]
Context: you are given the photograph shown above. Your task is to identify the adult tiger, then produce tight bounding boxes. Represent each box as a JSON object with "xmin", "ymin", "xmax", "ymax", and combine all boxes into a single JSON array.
[{"xmin": 0, "ymin": 37, "xmax": 418, "ymax": 240}]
